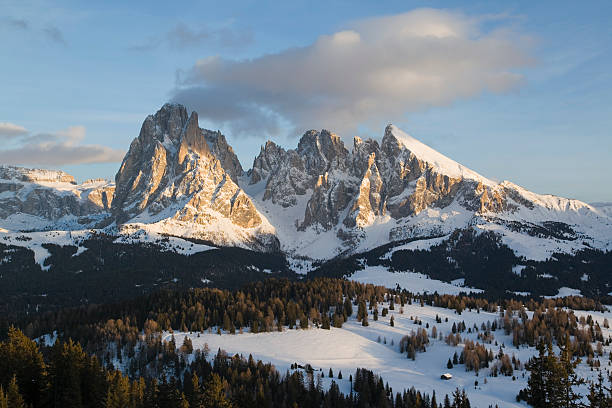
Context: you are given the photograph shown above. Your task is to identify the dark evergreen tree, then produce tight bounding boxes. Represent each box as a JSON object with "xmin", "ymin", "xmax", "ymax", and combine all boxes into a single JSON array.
[
  {"xmin": 0, "ymin": 327, "xmax": 46, "ymax": 407},
  {"xmin": 587, "ymin": 372, "xmax": 610, "ymax": 408},
  {"xmin": 557, "ymin": 338, "xmax": 585, "ymax": 408},
  {"xmin": 6, "ymin": 376, "xmax": 25, "ymax": 408},
  {"xmin": 202, "ymin": 373, "xmax": 231, "ymax": 408}
]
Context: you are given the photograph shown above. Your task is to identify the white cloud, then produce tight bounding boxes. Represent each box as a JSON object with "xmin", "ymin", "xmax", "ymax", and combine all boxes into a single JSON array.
[
  {"xmin": 173, "ymin": 8, "xmax": 533, "ymax": 138},
  {"xmin": 0, "ymin": 122, "xmax": 28, "ymax": 137},
  {"xmin": 0, "ymin": 125, "xmax": 125, "ymax": 166}
]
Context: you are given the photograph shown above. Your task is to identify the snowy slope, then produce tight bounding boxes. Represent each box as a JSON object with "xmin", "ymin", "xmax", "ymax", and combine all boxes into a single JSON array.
[
  {"xmin": 591, "ymin": 202, "xmax": 612, "ymax": 218},
  {"xmin": 387, "ymin": 125, "xmax": 496, "ymax": 186},
  {"xmin": 166, "ymin": 297, "xmax": 611, "ymax": 407},
  {"xmin": 349, "ymin": 265, "xmax": 483, "ymax": 295}
]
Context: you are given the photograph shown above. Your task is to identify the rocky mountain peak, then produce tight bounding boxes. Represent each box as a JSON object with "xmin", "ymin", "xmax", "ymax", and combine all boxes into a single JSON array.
[
  {"xmin": 178, "ymin": 111, "xmax": 211, "ymax": 165},
  {"xmin": 203, "ymin": 129, "xmax": 243, "ymax": 183},
  {"xmin": 297, "ymin": 129, "xmax": 348, "ymax": 168},
  {"xmin": 111, "ymin": 103, "xmax": 276, "ymax": 251},
  {"xmin": 249, "ymin": 140, "xmax": 286, "ymax": 185},
  {"xmin": 3, "ymin": 104, "xmax": 607, "ymax": 262},
  {"xmin": 144, "ymin": 103, "xmax": 189, "ymax": 144},
  {"xmin": 380, "ymin": 124, "xmax": 403, "ymax": 158},
  {"xmin": 0, "ymin": 166, "xmax": 114, "ymax": 230},
  {"xmin": 0, "ymin": 165, "xmax": 77, "ymax": 184}
]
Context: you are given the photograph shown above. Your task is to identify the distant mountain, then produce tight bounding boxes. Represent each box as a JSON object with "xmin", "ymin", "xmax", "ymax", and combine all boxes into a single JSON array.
[
  {"xmin": 1, "ymin": 103, "xmax": 611, "ymax": 264},
  {"xmin": 591, "ymin": 202, "xmax": 612, "ymax": 218},
  {"xmin": 0, "ymin": 165, "xmax": 113, "ymax": 231}
]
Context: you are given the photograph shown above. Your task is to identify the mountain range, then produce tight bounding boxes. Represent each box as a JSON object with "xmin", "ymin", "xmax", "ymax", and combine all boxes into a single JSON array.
[{"xmin": 1, "ymin": 103, "xmax": 611, "ymax": 269}]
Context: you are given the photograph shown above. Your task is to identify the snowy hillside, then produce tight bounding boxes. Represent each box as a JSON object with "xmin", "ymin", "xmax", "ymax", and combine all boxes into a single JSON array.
[
  {"xmin": 592, "ymin": 202, "xmax": 612, "ymax": 218},
  {"xmin": 166, "ymin": 296, "xmax": 612, "ymax": 407}
]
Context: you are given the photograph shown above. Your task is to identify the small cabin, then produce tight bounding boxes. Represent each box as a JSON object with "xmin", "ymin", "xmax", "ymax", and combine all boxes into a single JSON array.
[{"xmin": 440, "ymin": 373, "xmax": 453, "ymax": 380}]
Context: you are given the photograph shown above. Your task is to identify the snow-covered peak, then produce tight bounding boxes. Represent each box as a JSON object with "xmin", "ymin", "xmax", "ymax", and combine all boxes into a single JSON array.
[
  {"xmin": 384, "ymin": 125, "xmax": 495, "ymax": 185},
  {"xmin": 0, "ymin": 165, "xmax": 76, "ymax": 184},
  {"xmin": 591, "ymin": 202, "xmax": 612, "ymax": 218}
]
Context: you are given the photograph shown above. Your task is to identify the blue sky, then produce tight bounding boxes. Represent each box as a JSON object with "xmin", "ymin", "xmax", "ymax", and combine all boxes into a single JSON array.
[{"xmin": 1, "ymin": 0, "xmax": 611, "ymax": 202}]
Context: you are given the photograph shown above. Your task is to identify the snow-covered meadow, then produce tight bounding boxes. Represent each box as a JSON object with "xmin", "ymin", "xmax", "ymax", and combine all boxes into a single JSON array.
[{"xmin": 166, "ymin": 296, "xmax": 612, "ymax": 407}]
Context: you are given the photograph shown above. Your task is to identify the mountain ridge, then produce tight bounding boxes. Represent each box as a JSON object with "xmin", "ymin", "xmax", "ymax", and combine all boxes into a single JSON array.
[{"xmin": 0, "ymin": 103, "xmax": 610, "ymax": 265}]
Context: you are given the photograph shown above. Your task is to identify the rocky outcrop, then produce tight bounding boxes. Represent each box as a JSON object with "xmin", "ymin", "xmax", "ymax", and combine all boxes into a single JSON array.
[
  {"xmin": 250, "ymin": 124, "xmax": 514, "ymax": 233},
  {"xmin": 111, "ymin": 103, "xmax": 276, "ymax": 251},
  {"xmin": 247, "ymin": 123, "xmax": 611, "ymax": 259},
  {"xmin": 0, "ymin": 166, "xmax": 114, "ymax": 228}
]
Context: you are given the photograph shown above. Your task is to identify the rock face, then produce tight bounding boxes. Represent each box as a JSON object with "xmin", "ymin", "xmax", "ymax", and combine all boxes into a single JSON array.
[
  {"xmin": 249, "ymin": 125, "xmax": 509, "ymax": 231},
  {"xmin": 1, "ymin": 103, "xmax": 610, "ymax": 261},
  {"xmin": 111, "ymin": 103, "xmax": 277, "ymax": 251},
  {"xmin": 248, "ymin": 124, "xmax": 611, "ymax": 259},
  {"xmin": 0, "ymin": 166, "xmax": 114, "ymax": 229}
]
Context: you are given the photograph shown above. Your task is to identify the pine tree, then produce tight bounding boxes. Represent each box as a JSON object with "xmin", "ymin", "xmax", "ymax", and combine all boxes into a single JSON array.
[
  {"xmin": 321, "ymin": 314, "xmax": 331, "ymax": 330},
  {"xmin": 447, "ymin": 358, "xmax": 453, "ymax": 369},
  {"xmin": 587, "ymin": 372, "xmax": 609, "ymax": 408},
  {"xmin": 144, "ymin": 379, "xmax": 160, "ymax": 408},
  {"xmin": 202, "ymin": 374, "xmax": 231, "ymax": 408},
  {"xmin": 185, "ymin": 371, "xmax": 203, "ymax": 408},
  {"xmin": 344, "ymin": 298, "xmax": 353, "ymax": 317},
  {"xmin": 48, "ymin": 339, "xmax": 87, "ymax": 408},
  {"xmin": 557, "ymin": 338, "xmax": 584, "ymax": 408},
  {"xmin": 357, "ymin": 300, "xmax": 367, "ymax": 322},
  {"xmin": 82, "ymin": 355, "xmax": 107, "ymax": 408},
  {"xmin": 0, "ymin": 387, "xmax": 7, "ymax": 408},
  {"xmin": 328, "ymin": 368, "xmax": 334, "ymax": 378},
  {"xmin": 451, "ymin": 388, "xmax": 470, "ymax": 408},
  {"xmin": 443, "ymin": 394, "xmax": 451, "ymax": 408},
  {"xmin": 390, "ymin": 315, "xmax": 394, "ymax": 327},
  {"xmin": 521, "ymin": 341, "xmax": 547, "ymax": 407},
  {"xmin": 300, "ymin": 315, "xmax": 309, "ymax": 330},
  {"xmin": 6, "ymin": 376, "xmax": 25, "ymax": 408},
  {"xmin": 0, "ymin": 327, "xmax": 47, "ymax": 407},
  {"xmin": 106, "ymin": 371, "xmax": 131, "ymax": 408}
]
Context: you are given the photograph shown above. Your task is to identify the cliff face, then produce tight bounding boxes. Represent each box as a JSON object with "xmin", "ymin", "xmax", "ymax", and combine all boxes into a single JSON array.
[
  {"xmin": 111, "ymin": 104, "xmax": 277, "ymax": 251},
  {"xmin": 249, "ymin": 125, "xmax": 511, "ymax": 231},
  {"xmin": 1, "ymin": 103, "xmax": 609, "ymax": 261},
  {"xmin": 0, "ymin": 166, "xmax": 114, "ymax": 229},
  {"xmin": 247, "ymin": 124, "xmax": 611, "ymax": 259}
]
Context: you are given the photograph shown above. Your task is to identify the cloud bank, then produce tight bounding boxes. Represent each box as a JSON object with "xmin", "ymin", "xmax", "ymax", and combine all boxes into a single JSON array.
[
  {"xmin": 0, "ymin": 125, "xmax": 125, "ymax": 166},
  {"xmin": 0, "ymin": 122, "xmax": 28, "ymax": 137},
  {"xmin": 173, "ymin": 9, "xmax": 533, "ymax": 138}
]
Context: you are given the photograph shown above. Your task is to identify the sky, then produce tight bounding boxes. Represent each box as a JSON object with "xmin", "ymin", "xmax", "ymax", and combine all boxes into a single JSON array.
[{"xmin": 1, "ymin": 0, "xmax": 611, "ymax": 202}]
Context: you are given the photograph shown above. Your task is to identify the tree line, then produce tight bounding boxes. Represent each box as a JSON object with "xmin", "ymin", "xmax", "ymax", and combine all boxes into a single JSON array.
[{"xmin": 0, "ymin": 327, "xmax": 473, "ymax": 408}]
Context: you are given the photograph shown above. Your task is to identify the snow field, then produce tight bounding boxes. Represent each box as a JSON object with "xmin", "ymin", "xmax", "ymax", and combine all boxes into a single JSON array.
[
  {"xmin": 167, "ymin": 297, "xmax": 612, "ymax": 407},
  {"xmin": 349, "ymin": 265, "xmax": 484, "ymax": 295}
]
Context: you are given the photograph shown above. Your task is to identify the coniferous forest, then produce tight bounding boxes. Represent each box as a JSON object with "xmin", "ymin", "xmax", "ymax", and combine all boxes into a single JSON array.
[
  {"xmin": 2, "ymin": 231, "xmax": 612, "ymax": 320},
  {"xmin": 3, "ymin": 276, "xmax": 612, "ymax": 407}
]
